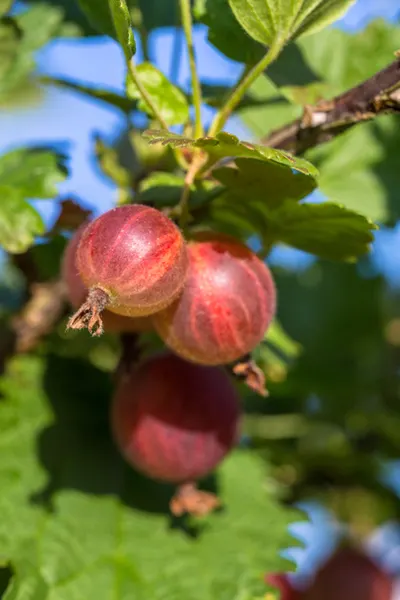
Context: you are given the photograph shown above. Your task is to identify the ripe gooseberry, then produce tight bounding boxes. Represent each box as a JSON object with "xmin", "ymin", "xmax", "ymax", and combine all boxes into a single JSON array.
[
  {"xmin": 111, "ymin": 352, "xmax": 240, "ymax": 515},
  {"xmin": 307, "ymin": 546, "xmax": 393, "ymax": 600},
  {"xmin": 62, "ymin": 223, "xmax": 152, "ymax": 334},
  {"xmin": 67, "ymin": 205, "xmax": 188, "ymax": 336},
  {"xmin": 265, "ymin": 574, "xmax": 302, "ymax": 600},
  {"xmin": 266, "ymin": 546, "xmax": 394, "ymax": 600},
  {"xmin": 153, "ymin": 234, "xmax": 276, "ymax": 366}
]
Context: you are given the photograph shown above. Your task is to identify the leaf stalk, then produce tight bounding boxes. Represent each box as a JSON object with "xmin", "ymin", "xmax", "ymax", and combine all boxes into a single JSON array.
[{"xmin": 208, "ymin": 40, "xmax": 282, "ymax": 137}]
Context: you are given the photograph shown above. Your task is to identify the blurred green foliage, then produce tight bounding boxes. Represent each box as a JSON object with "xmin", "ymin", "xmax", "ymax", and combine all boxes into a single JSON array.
[{"xmin": 0, "ymin": 0, "xmax": 400, "ymax": 597}]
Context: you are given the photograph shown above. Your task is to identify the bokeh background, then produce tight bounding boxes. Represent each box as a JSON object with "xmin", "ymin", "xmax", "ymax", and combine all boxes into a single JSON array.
[{"xmin": 1, "ymin": 0, "xmax": 400, "ymax": 587}]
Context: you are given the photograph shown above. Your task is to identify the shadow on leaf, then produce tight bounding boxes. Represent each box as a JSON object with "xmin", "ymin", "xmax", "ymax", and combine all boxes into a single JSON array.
[
  {"xmin": 0, "ymin": 564, "xmax": 13, "ymax": 597},
  {"xmin": 32, "ymin": 354, "xmax": 218, "ymax": 539}
]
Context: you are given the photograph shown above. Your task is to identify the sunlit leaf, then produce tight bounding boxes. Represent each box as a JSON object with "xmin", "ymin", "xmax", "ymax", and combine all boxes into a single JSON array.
[
  {"xmin": 144, "ymin": 129, "xmax": 318, "ymax": 178},
  {"xmin": 0, "ymin": 4, "xmax": 80, "ymax": 102},
  {"xmin": 0, "ymin": 148, "xmax": 67, "ymax": 198},
  {"xmin": 127, "ymin": 64, "xmax": 189, "ymax": 125},
  {"xmin": 0, "ymin": 187, "xmax": 45, "ymax": 255},
  {"xmin": 0, "ymin": 0, "xmax": 14, "ymax": 15},
  {"xmin": 0, "ymin": 354, "xmax": 298, "ymax": 599},
  {"xmin": 108, "ymin": 0, "xmax": 136, "ymax": 59},
  {"xmin": 228, "ymin": 0, "xmax": 357, "ymax": 46}
]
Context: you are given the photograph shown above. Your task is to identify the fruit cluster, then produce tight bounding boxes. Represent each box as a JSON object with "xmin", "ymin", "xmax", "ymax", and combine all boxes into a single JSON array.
[{"xmin": 63, "ymin": 204, "xmax": 276, "ymax": 514}]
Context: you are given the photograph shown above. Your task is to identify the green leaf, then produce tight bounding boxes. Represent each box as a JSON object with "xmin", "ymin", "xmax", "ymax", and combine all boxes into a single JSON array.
[
  {"xmin": 94, "ymin": 135, "xmax": 133, "ymax": 205},
  {"xmin": 253, "ymin": 319, "xmax": 303, "ymax": 386},
  {"xmin": 213, "ymin": 158, "xmax": 317, "ymax": 209},
  {"xmin": 0, "ymin": 17, "xmax": 21, "ymax": 84},
  {"xmin": 15, "ymin": 4, "xmax": 80, "ymax": 51},
  {"xmin": 293, "ymin": 20, "xmax": 400, "ymax": 99},
  {"xmin": 266, "ymin": 41, "xmax": 329, "ymax": 104},
  {"xmin": 138, "ymin": 172, "xmax": 186, "ymax": 207},
  {"xmin": 265, "ymin": 319, "xmax": 302, "ymax": 359},
  {"xmin": 0, "ymin": 0, "xmax": 13, "ymax": 15},
  {"xmin": 108, "ymin": 0, "xmax": 136, "ymax": 59},
  {"xmin": 210, "ymin": 197, "xmax": 376, "ymax": 260},
  {"xmin": 138, "ymin": 0, "xmax": 179, "ymax": 30},
  {"xmin": 228, "ymin": 0, "xmax": 356, "ymax": 46},
  {"xmin": 138, "ymin": 172, "xmax": 222, "ymax": 210},
  {"xmin": 308, "ymin": 123, "xmax": 391, "ymax": 224},
  {"xmin": 0, "ymin": 147, "xmax": 66, "ymax": 253},
  {"xmin": 24, "ymin": 0, "xmax": 177, "ymax": 35},
  {"xmin": 40, "ymin": 75, "xmax": 135, "ymax": 112},
  {"xmin": 239, "ymin": 77, "xmax": 300, "ymax": 139},
  {"xmin": 241, "ymin": 21, "xmax": 400, "ymax": 224},
  {"xmin": 127, "ymin": 64, "xmax": 189, "ymax": 125},
  {"xmin": 76, "ymin": 0, "xmax": 115, "ymax": 38},
  {"xmin": 78, "ymin": 0, "xmax": 136, "ymax": 56},
  {"xmin": 0, "ymin": 187, "xmax": 45, "ymax": 253},
  {"xmin": 0, "ymin": 354, "xmax": 298, "ymax": 598},
  {"xmin": 267, "ymin": 202, "xmax": 377, "ymax": 261},
  {"xmin": 0, "ymin": 357, "xmax": 48, "ymax": 563},
  {"xmin": 0, "ymin": 148, "xmax": 67, "ymax": 198},
  {"xmin": 201, "ymin": 81, "xmax": 283, "ymax": 110},
  {"xmin": 144, "ymin": 130, "xmax": 319, "ymax": 178},
  {"xmin": 5, "ymin": 450, "xmax": 295, "ymax": 599},
  {"xmin": 0, "ymin": 5, "xmax": 80, "ymax": 102},
  {"xmin": 195, "ymin": 0, "xmax": 265, "ymax": 64},
  {"xmin": 274, "ymin": 260, "xmax": 385, "ymax": 407}
]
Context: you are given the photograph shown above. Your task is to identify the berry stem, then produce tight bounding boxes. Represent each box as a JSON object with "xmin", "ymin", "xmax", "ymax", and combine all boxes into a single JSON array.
[
  {"xmin": 67, "ymin": 287, "xmax": 110, "ymax": 337},
  {"xmin": 178, "ymin": 0, "xmax": 204, "ymax": 138},
  {"xmin": 207, "ymin": 39, "xmax": 283, "ymax": 137}
]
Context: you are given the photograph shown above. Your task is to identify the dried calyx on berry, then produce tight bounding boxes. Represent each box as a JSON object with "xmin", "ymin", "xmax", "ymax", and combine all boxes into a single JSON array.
[
  {"xmin": 111, "ymin": 352, "xmax": 241, "ymax": 517},
  {"xmin": 66, "ymin": 205, "xmax": 188, "ymax": 336},
  {"xmin": 62, "ymin": 222, "xmax": 153, "ymax": 334}
]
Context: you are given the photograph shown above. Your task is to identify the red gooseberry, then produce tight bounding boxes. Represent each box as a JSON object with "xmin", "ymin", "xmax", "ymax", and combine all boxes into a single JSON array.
[
  {"xmin": 307, "ymin": 546, "xmax": 393, "ymax": 600},
  {"xmin": 67, "ymin": 205, "xmax": 188, "ymax": 336},
  {"xmin": 62, "ymin": 223, "xmax": 152, "ymax": 334},
  {"xmin": 153, "ymin": 234, "xmax": 276, "ymax": 366},
  {"xmin": 111, "ymin": 352, "xmax": 240, "ymax": 484},
  {"xmin": 266, "ymin": 546, "xmax": 394, "ymax": 600}
]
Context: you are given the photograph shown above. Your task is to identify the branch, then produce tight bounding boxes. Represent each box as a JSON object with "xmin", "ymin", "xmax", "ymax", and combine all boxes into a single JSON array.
[
  {"xmin": 12, "ymin": 280, "xmax": 67, "ymax": 353},
  {"xmin": 262, "ymin": 55, "xmax": 400, "ymax": 154}
]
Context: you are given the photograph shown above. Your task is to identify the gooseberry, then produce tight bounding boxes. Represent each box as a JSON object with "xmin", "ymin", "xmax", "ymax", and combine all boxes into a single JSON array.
[
  {"xmin": 67, "ymin": 205, "xmax": 188, "ymax": 335},
  {"xmin": 111, "ymin": 352, "xmax": 240, "ymax": 488},
  {"xmin": 266, "ymin": 546, "xmax": 394, "ymax": 600},
  {"xmin": 62, "ymin": 223, "xmax": 152, "ymax": 333},
  {"xmin": 153, "ymin": 234, "xmax": 276, "ymax": 366},
  {"xmin": 307, "ymin": 546, "xmax": 393, "ymax": 600}
]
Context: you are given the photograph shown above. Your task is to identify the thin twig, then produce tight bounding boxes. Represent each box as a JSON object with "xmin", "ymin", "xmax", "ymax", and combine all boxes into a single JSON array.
[
  {"xmin": 127, "ymin": 62, "xmax": 188, "ymax": 171},
  {"xmin": 179, "ymin": 0, "xmax": 203, "ymax": 137},
  {"xmin": 262, "ymin": 55, "xmax": 400, "ymax": 154}
]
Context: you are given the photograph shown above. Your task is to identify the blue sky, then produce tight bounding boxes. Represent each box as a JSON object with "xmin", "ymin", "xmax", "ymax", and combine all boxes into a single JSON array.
[
  {"xmin": 1, "ymin": 0, "xmax": 400, "ymax": 284},
  {"xmin": 1, "ymin": 0, "xmax": 400, "ymax": 578}
]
